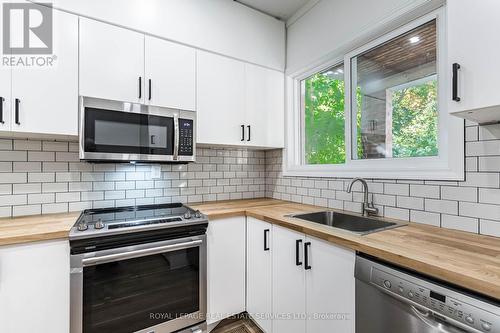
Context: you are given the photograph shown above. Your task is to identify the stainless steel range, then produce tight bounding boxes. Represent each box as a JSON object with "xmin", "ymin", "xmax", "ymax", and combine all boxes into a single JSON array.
[{"xmin": 69, "ymin": 203, "xmax": 208, "ymax": 333}]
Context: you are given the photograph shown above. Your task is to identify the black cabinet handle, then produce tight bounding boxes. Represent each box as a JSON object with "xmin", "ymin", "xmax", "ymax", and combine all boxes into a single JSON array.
[
  {"xmin": 247, "ymin": 125, "xmax": 251, "ymax": 142},
  {"xmin": 148, "ymin": 79, "xmax": 152, "ymax": 101},
  {"xmin": 241, "ymin": 125, "xmax": 245, "ymax": 141},
  {"xmin": 264, "ymin": 229, "xmax": 270, "ymax": 251},
  {"xmin": 15, "ymin": 98, "xmax": 20, "ymax": 125},
  {"xmin": 0, "ymin": 97, "xmax": 4, "ymax": 124},
  {"xmin": 295, "ymin": 239, "xmax": 303, "ymax": 266},
  {"xmin": 304, "ymin": 242, "xmax": 311, "ymax": 270},
  {"xmin": 138, "ymin": 77, "xmax": 142, "ymax": 99},
  {"xmin": 452, "ymin": 63, "xmax": 461, "ymax": 102}
]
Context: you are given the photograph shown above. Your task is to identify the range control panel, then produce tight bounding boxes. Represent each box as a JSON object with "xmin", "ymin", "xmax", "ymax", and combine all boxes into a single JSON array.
[
  {"xmin": 371, "ymin": 268, "xmax": 499, "ymax": 332},
  {"xmin": 178, "ymin": 119, "xmax": 194, "ymax": 156}
]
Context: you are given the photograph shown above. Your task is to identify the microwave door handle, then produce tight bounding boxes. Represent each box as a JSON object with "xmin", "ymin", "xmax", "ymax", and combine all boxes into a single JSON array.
[
  {"xmin": 82, "ymin": 239, "xmax": 202, "ymax": 266},
  {"xmin": 173, "ymin": 115, "xmax": 179, "ymax": 161}
]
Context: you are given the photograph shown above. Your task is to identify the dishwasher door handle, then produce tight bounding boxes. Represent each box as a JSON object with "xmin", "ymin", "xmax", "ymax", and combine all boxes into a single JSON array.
[{"xmin": 410, "ymin": 306, "xmax": 466, "ymax": 333}]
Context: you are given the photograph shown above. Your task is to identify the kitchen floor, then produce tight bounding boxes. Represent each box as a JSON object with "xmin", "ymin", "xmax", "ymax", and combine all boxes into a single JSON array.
[{"xmin": 212, "ymin": 314, "xmax": 263, "ymax": 333}]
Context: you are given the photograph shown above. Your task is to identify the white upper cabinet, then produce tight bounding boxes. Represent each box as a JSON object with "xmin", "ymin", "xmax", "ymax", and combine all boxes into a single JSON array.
[
  {"xmin": 145, "ymin": 36, "xmax": 196, "ymax": 110},
  {"xmin": 245, "ymin": 64, "xmax": 284, "ymax": 148},
  {"xmin": 197, "ymin": 51, "xmax": 285, "ymax": 148},
  {"xmin": 305, "ymin": 236, "xmax": 355, "ymax": 333},
  {"xmin": 0, "ymin": 0, "xmax": 11, "ymax": 132},
  {"xmin": 197, "ymin": 51, "xmax": 246, "ymax": 146},
  {"xmin": 246, "ymin": 217, "xmax": 273, "ymax": 332},
  {"xmin": 80, "ymin": 18, "xmax": 145, "ymax": 103},
  {"xmin": 11, "ymin": 6, "xmax": 78, "ymax": 136},
  {"xmin": 447, "ymin": 0, "xmax": 500, "ymax": 123}
]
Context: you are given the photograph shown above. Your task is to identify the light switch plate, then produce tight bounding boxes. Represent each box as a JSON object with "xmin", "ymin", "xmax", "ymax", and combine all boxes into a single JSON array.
[{"xmin": 151, "ymin": 165, "xmax": 161, "ymax": 179}]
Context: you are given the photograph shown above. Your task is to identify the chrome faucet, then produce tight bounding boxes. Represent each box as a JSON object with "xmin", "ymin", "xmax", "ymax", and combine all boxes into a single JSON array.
[{"xmin": 347, "ymin": 178, "xmax": 379, "ymax": 217}]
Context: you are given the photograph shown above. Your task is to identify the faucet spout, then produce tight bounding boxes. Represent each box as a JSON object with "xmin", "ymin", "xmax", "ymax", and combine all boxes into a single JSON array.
[{"xmin": 347, "ymin": 178, "xmax": 378, "ymax": 217}]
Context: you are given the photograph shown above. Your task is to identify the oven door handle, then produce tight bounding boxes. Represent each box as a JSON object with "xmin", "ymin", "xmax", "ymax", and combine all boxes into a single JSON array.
[{"xmin": 82, "ymin": 239, "xmax": 202, "ymax": 266}]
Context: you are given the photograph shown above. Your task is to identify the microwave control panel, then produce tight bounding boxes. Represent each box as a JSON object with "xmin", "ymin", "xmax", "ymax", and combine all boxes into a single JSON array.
[{"xmin": 179, "ymin": 119, "xmax": 194, "ymax": 156}]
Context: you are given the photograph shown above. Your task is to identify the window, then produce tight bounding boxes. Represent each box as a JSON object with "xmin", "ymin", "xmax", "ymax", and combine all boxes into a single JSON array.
[
  {"xmin": 285, "ymin": 9, "xmax": 464, "ymax": 180},
  {"xmin": 351, "ymin": 20, "xmax": 438, "ymax": 160},
  {"xmin": 302, "ymin": 63, "xmax": 345, "ymax": 165}
]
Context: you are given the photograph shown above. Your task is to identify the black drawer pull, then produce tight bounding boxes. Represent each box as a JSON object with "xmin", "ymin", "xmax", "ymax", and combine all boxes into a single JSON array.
[
  {"xmin": 452, "ymin": 63, "xmax": 461, "ymax": 102},
  {"xmin": 247, "ymin": 125, "xmax": 251, "ymax": 141},
  {"xmin": 304, "ymin": 242, "xmax": 311, "ymax": 270},
  {"xmin": 0, "ymin": 97, "xmax": 4, "ymax": 124},
  {"xmin": 15, "ymin": 98, "xmax": 20, "ymax": 125},
  {"xmin": 241, "ymin": 125, "xmax": 245, "ymax": 141},
  {"xmin": 264, "ymin": 229, "xmax": 270, "ymax": 251},
  {"xmin": 296, "ymin": 239, "xmax": 303, "ymax": 266},
  {"xmin": 138, "ymin": 76, "xmax": 142, "ymax": 99},
  {"xmin": 148, "ymin": 79, "xmax": 152, "ymax": 101}
]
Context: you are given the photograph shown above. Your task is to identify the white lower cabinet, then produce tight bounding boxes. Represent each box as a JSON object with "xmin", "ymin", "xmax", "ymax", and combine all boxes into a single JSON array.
[
  {"xmin": 246, "ymin": 217, "xmax": 273, "ymax": 332},
  {"xmin": 0, "ymin": 240, "xmax": 70, "ymax": 333},
  {"xmin": 207, "ymin": 217, "xmax": 246, "ymax": 325},
  {"xmin": 271, "ymin": 224, "xmax": 355, "ymax": 333},
  {"xmin": 305, "ymin": 235, "xmax": 355, "ymax": 333},
  {"xmin": 272, "ymin": 225, "xmax": 306, "ymax": 333}
]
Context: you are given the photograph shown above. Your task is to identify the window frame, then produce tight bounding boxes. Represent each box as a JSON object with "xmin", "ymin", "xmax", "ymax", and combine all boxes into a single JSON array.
[{"xmin": 284, "ymin": 7, "xmax": 465, "ymax": 180}]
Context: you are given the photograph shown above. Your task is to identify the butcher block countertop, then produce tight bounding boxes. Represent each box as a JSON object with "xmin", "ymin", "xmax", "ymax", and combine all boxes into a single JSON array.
[
  {"xmin": 0, "ymin": 198, "xmax": 498, "ymax": 299},
  {"xmin": 0, "ymin": 211, "xmax": 80, "ymax": 247},
  {"xmin": 192, "ymin": 199, "xmax": 500, "ymax": 300}
]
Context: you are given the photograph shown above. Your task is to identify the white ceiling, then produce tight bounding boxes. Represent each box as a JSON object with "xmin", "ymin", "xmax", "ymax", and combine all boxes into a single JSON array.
[{"xmin": 236, "ymin": 0, "xmax": 311, "ymax": 20}]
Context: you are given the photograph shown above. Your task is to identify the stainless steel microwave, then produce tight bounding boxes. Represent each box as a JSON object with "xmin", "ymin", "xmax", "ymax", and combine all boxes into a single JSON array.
[{"xmin": 79, "ymin": 97, "xmax": 196, "ymax": 163}]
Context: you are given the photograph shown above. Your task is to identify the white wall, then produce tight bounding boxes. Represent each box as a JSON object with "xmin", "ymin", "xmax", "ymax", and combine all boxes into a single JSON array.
[
  {"xmin": 286, "ymin": 0, "xmax": 442, "ymax": 73},
  {"xmin": 47, "ymin": 0, "xmax": 285, "ymax": 70}
]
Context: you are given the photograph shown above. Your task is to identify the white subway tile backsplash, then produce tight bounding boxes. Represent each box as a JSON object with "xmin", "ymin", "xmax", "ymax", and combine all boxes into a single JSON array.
[
  {"xmin": 441, "ymin": 186, "xmax": 477, "ymax": 202},
  {"xmin": 480, "ymin": 219, "xmax": 500, "ymax": 237},
  {"xmin": 13, "ymin": 204, "xmax": 41, "ymax": 216},
  {"xmin": 460, "ymin": 202, "xmax": 500, "ymax": 221},
  {"xmin": 14, "ymin": 140, "xmax": 41, "ymax": 151},
  {"xmin": 13, "ymin": 162, "xmax": 41, "ymax": 172},
  {"xmin": 0, "ymin": 194, "xmax": 27, "ymax": 206},
  {"xmin": 56, "ymin": 192, "xmax": 80, "ymax": 203},
  {"xmin": 0, "ymin": 151, "xmax": 27, "ymax": 161},
  {"xmin": 410, "ymin": 210, "xmax": 440, "ymax": 227},
  {"xmin": 0, "ymin": 173, "xmax": 27, "ymax": 184},
  {"xmin": 28, "ymin": 193, "xmax": 55, "ymax": 204},
  {"xmin": 13, "ymin": 183, "xmax": 41, "ymax": 194},
  {"xmin": 409, "ymin": 184, "xmax": 440, "ymax": 198},
  {"xmin": 424, "ymin": 199, "xmax": 458, "ymax": 215},
  {"xmin": 441, "ymin": 215, "xmax": 479, "ymax": 233},
  {"xmin": 384, "ymin": 183, "xmax": 409, "ymax": 196}
]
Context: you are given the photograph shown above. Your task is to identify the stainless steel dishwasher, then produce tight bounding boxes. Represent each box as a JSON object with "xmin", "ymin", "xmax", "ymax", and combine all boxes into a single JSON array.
[{"xmin": 355, "ymin": 255, "xmax": 500, "ymax": 333}]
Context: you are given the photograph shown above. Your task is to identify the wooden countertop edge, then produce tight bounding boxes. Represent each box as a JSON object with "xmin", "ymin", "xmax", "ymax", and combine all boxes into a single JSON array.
[{"xmin": 0, "ymin": 230, "xmax": 72, "ymax": 247}]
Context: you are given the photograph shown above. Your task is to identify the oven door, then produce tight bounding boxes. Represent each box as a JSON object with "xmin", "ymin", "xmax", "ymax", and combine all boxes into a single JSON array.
[
  {"xmin": 70, "ymin": 235, "xmax": 207, "ymax": 333},
  {"xmin": 79, "ymin": 97, "xmax": 177, "ymax": 162}
]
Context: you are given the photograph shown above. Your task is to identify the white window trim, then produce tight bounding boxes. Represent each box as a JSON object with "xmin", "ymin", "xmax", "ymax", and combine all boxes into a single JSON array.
[{"xmin": 284, "ymin": 7, "xmax": 464, "ymax": 180}]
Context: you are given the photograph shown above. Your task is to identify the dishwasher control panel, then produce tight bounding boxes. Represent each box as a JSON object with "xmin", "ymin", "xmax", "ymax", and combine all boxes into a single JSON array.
[{"xmin": 371, "ymin": 267, "xmax": 499, "ymax": 332}]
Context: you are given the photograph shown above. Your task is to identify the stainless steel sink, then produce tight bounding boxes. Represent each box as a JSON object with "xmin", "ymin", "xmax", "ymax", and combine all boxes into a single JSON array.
[{"xmin": 289, "ymin": 211, "xmax": 405, "ymax": 235}]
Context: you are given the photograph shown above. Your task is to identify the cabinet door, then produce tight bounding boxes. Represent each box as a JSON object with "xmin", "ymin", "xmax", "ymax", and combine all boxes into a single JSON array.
[
  {"xmin": 145, "ymin": 36, "xmax": 196, "ymax": 110},
  {"xmin": 245, "ymin": 64, "xmax": 284, "ymax": 148},
  {"xmin": 11, "ymin": 6, "xmax": 78, "ymax": 136},
  {"xmin": 247, "ymin": 217, "xmax": 272, "ymax": 332},
  {"xmin": 80, "ymin": 18, "xmax": 144, "ymax": 103},
  {"xmin": 305, "ymin": 236, "xmax": 355, "ymax": 333},
  {"xmin": 207, "ymin": 217, "xmax": 246, "ymax": 324},
  {"xmin": 0, "ymin": 0, "xmax": 11, "ymax": 132},
  {"xmin": 448, "ymin": 1, "xmax": 500, "ymax": 115},
  {"xmin": 0, "ymin": 240, "xmax": 70, "ymax": 333},
  {"xmin": 272, "ymin": 225, "xmax": 306, "ymax": 333},
  {"xmin": 197, "ymin": 51, "xmax": 245, "ymax": 146}
]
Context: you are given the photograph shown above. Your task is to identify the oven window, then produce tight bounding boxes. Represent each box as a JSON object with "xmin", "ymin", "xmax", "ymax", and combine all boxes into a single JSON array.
[
  {"xmin": 83, "ymin": 248, "xmax": 200, "ymax": 333},
  {"xmin": 84, "ymin": 108, "xmax": 174, "ymax": 156}
]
